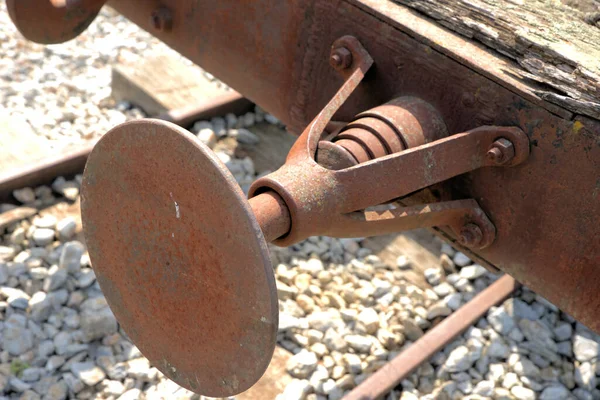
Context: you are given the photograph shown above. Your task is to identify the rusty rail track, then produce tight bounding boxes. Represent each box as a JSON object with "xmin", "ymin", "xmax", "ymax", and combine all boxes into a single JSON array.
[
  {"xmin": 346, "ymin": 274, "xmax": 519, "ymax": 400},
  {"xmin": 0, "ymin": 92, "xmax": 251, "ymax": 203}
]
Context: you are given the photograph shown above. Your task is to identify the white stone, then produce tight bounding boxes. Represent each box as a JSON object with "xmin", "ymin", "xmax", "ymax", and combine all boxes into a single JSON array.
[
  {"xmin": 117, "ymin": 389, "xmax": 142, "ymax": 400},
  {"xmin": 125, "ymin": 358, "xmax": 151, "ymax": 380},
  {"xmin": 488, "ymin": 363, "xmax": 505, "ymax": 382},
  {"xmin": 70, "ymin": 362, "xmax": 106, "ymax": 386},
  {"xmin": 6, "ymin": 288, "xmax": 30, "ymax": 309},
  {"xmin": 192, "ymin": 120, "xmax": 212, "ymax": 133},
  {"xmin": 32, "ymin": 228, "xmax": 55, "ymax": 246},
  {"xmin": 287, "ymin": 350, "xmax": 318, "ymax": 378},
  {"xmin": 357, "ymin": 308, "xmax": 379, "ymax": 334},
  {"xmin": 265, "ymin": 114, "xmax": 280, "ymax": 124},
  {"xmin": 0, "ymin": 246, "xmax": 17, "ymax": 262},
  {"xmin": 396, "ymin": 255, "xmax": 410, "ymax": 269},
  {"xmin": 443, "ymin": 346, "xmax": 473, "ymax": 372},
  {"xmin": 510, "ymin": 386, "xmax": 535, "ymax": 400},
  {"xmin": 307, "ymin": 311, "xmax": 342, "ymax": 332},
  {"xmin": 59, "ymin": 241, "xmax": 85, "ymax": 274},
  {"xmin": 9, "ymin": 227, "xmax": 26, "ymax": 245},
  {"xmin": 487, "ymin": 306, "xmax": 515, "ymax": 335},
  {"xmin": 472, "ymin": 380, "xmax": 494, "ymax": 397},
  {"xmin": 102, "ymin": 380, "xmax": 125, "ymax": 397},
  {"xmin": 242, "ymin": 112, "xmax": 256, "ymax": 127},
  {"xmin": 459, "ymin": 264, "xmax": 487, "ymax": 280},
  {"xmin": 197, "ymin": 128, "xmax": 217, "ymax": 148},
  {"xmin": 281, "ymin": 379, "xmax": 311, "ymax": 400},
  {"xmin": 0, "ymin": 263, "xmax": 8, "ymax": 284},
  {"xmin": 424, "ymin": 268, "xmax": 443, "ymax": 286},
  {"xmin": 43, "ymin": 265, "xmax": 68, "ymax": 291},
  {"xmin": 345, "ymin": 335, "xmax": 374, "ymax": 353},
  {"xmin": 427, "ymin": 302, "xmax": 452, "ymax": 319},
  {"xmin": 575, "ymin": 361, "xmax": 597, "ymax": 391},
  {"xmin": 343, "ymin": 353, "xmax": 362, "ymax": 375},
  {"xmin": 573, "ymin": 334, "xmax": 600, "ymax": 362},
  {"xmin": 29, "ymin": 291, "xmax": 53, "ymax": 322},
  {"xmin": 46, "ymin": 381, "xmax": 68, "ymax": 400},
  {"xmin": 34, "ymin": 215, "xmax": 58, "ymax": 229},
  {"xmin": 501, "ymin": 372, "xmax": 519, "ymax": 389},
  {"xmin": 433, "ymin": 282, "xmax": 455, "ymax": 297},
  {"xmin": 510, "ymin": 355, "xmax": 540, "ymax": 379}
]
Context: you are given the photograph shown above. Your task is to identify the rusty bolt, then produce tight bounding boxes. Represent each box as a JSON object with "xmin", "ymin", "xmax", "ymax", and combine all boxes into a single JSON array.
[
  {"xmin": 486, "ymin": 138, "xmax": 515, "ymax": 165},
  {"xmin": 151, "ymin": 6, "xmax": 173, "ymax": 32},
  {"xmin": 330, "ymin": 47, "xmax": 353, "ymax": 71},
  {"xmin": 460, "ymin": 93, "xmax": 476, "ymax": 107},
  {"xmin": 458, "ymin": 223, "xmax": 483, "ymax": 248}
]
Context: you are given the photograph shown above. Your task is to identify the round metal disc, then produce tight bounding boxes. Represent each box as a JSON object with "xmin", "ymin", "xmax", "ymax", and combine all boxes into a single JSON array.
[
  {"xmin": 81, "ymin": 120, "xmax": 278, "ymax": 396},
  {"xmin": 7, "ymin": 0, "xmax": 104, "ymax": 45}
]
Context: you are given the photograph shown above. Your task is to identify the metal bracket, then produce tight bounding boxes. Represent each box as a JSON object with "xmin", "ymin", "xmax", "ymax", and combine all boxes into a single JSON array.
[{"xmin": 249, "ymin": 36, "xmax": 530, "ymax": 250}]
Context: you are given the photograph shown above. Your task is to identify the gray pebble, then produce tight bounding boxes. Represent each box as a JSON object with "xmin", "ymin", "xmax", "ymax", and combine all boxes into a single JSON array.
[
  {"xmin": 452, "ymin": 252, "xmax": 471, "ymax": 267},
  {"xmin": 43, "ymin": 266, "xmax": 68, "ymax": 292},
  {"xmin": 70, "ymin": 361, "xmax": 106, "ymax": 386}
]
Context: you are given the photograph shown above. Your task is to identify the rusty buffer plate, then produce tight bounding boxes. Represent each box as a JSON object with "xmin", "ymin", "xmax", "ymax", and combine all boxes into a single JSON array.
[
  {"xmin": 81, "ymin": 120, "xmax": 278, "ymax": 396},
  {"xmin": 6, "ymin": 0, "xmax": 104, "ymax": 44}
]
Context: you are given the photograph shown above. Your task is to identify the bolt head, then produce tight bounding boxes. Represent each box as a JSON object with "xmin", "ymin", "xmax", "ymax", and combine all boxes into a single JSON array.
[
  {"xmin": 458, "ymin": 223, "xmax": 483, "ymax": 248},
  {"xmin": 487, "ymin": 138, "xmax": 515, "ymax": 165},
  {"xmin": 150, "ymin": 7, "xmax": 173, "ymax": 32},
  {"xmin": 330, "ymin": 47, "xmax": 353, "ymax": 71}
]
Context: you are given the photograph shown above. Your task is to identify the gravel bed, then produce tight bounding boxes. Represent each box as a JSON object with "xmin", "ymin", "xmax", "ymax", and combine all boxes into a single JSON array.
[
  {"xmin": 275, "ymin": 244, "xmax": 600, "ymax": 400},
  {"xmin": 0, "ymin": 5, "xmax": 224, "ymax": 149}
]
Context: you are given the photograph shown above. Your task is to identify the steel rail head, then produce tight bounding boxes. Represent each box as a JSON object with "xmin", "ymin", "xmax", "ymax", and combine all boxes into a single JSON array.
[{"xmin": 345, "ymin": 274, "xmax": 520, "ymax": 400}]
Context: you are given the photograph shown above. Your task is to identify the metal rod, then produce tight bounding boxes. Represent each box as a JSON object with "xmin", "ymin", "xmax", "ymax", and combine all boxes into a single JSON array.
[
  {"xmin": 248, "ymin": 191, "xmax": 291, "ymax": 242},
  {"xmin": 345, "ymin": 274, "xmax": 519, "ymax": 400}
]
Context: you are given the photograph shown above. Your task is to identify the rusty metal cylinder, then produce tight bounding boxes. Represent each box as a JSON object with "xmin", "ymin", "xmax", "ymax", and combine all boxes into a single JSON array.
[
  {"xmin": 248, "ymin": 191, "xmax": 291, "ymax": 242},
  {"xmin": 251, "ymin": 97, "xmax": 449, "ymax": 246},
  {"xmin": 326, "ymin": 97, "xmax": 448, "ymax": 165}
]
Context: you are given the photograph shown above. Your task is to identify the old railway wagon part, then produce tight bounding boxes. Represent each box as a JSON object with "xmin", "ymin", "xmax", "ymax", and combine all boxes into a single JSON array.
[
  {"xmin": 7, "ymin": 0, "xmax": 599, "ymax": 396},
  {"xmin": 80, "ymin": 37, "xmax": 530, "ymax": 396}
]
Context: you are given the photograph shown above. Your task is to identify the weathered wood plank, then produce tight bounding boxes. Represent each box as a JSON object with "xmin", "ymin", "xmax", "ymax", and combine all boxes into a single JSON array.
[
  {"xmin": 235, "ymin": 123, "xmax": 298, "ymax": 175},
  {"xmin": 0, "ymin": 206, "xmax": 37, "ymax": 231},
  {"xmin": 362, "ymin": 231, "xmax": 442, "ymax": 289},
  {"xmin": 237, "ymin": 347, "xmax": 293, "ymax": 400},
  {"xmin": 111, "ymin": 54, "xmax": 230, "ymax": 116},
  {"xmin": 0, "ymin": 114, "xmax": 50, "ymax": 174},
  {"xmin": 392, "ymin": 0, "xmax": 600, "ymax": 119}
]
